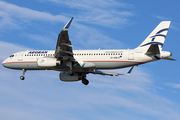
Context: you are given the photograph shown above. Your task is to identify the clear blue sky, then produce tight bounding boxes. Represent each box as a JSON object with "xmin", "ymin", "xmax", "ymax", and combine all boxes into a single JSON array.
[{"xmin": 0, "ymin": 0, "xmax": 180, "ymax": 120}]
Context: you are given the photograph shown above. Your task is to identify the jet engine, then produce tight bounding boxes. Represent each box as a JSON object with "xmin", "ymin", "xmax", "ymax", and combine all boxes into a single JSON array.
[
  {"xmin": 59, "ymin": 72, "xmax": 82, "ymax": 82},
  {"xmin": 37, "ymin": 57, "xmax": 60, "ymax": 67}
]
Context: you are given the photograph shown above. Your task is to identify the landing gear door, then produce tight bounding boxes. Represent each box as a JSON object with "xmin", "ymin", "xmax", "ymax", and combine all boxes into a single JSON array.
[
  {"xmin": 18, "ymin": 52, "xmax": 24, "ymax": 61},
  {"xmin": 128, "ymin": 50, "xmax": 134, "ymax": 60}
]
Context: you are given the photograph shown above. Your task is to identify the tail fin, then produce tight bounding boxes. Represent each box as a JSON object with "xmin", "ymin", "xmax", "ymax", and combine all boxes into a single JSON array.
[{"xmin": 136, "ymin": 21, "xmax": 171, "ymax": 51}]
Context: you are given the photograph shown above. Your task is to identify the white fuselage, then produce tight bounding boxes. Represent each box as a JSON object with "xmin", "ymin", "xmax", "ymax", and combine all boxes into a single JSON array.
[
  {"xmin": 2, "ymin": 49, "xmax": 156, "ymax": 72},
  {"xmin": 1, "ymin": 20, "xmax": 174, "ymax": 85}
]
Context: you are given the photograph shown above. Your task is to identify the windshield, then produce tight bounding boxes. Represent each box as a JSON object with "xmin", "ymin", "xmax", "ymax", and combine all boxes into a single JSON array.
[{"xmin": 9, "ymin": 55, "xmax": 14, "ymax": 57}]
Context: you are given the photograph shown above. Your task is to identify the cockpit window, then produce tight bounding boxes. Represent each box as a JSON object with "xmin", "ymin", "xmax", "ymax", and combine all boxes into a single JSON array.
[{"xmin": 10, "ymin": 55, "xmax": 14, "ymax": 57}]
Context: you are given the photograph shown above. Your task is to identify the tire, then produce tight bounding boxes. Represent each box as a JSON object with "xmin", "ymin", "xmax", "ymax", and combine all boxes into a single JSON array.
[
  {"xmin": 20, "ymin": 76, "xmax": 25, "ymax": 80},
  {"xmin": 67, "ymin": 70, "xmax": 74, "ymax": 76},
  {"xmin": 82, "ymin": 79, "xmax": 89, "ymax": 85}
]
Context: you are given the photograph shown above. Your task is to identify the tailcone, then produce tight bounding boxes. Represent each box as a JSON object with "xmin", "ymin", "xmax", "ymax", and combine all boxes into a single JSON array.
[
  {"xmin": 160, "ymin": 51, "xmax": 176, "ymax": 61},
  {"xmin": 160, "ymin": 51, "xmax": 172, "ymax": 59}
]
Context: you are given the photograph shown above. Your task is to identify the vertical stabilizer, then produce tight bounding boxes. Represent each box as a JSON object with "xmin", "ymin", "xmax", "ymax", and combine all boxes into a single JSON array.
[{"xmin": 136, "ymin": 21, "xmax": 171, "ymax": 50}]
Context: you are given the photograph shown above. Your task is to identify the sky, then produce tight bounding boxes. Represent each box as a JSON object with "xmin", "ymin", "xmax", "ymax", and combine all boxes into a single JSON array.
[{"xmin": 0, "ymin": 0, "xmax": 180, "ymax": 120}]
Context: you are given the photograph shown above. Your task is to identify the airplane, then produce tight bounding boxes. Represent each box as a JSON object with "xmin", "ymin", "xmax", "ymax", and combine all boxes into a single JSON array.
[{"xmin": 2, "ymin": 17, "xmax": 175, "ymax": 85}]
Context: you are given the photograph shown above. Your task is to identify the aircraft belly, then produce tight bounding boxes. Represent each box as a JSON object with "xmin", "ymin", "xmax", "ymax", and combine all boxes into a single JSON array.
[{"xmin": 10, "ymin": 63, "xmax": 41, "ymax": 70}]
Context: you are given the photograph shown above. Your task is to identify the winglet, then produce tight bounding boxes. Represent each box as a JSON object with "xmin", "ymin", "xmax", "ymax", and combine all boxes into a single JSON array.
[
  {"xmin": 126, "ymin": 66, "xmax": 134, "ymax": 75},
  {"xmin": 63, "ymin": 17, "xmax": 74, "ymax": 30}
]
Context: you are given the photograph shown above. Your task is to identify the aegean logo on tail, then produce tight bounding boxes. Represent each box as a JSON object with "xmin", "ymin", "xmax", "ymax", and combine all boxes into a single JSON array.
[{"xmin": 140, "ymin": 28, "xmax": 169, "ymax": 48}]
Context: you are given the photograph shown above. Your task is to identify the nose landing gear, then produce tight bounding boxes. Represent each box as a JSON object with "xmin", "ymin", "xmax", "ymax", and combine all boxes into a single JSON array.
[
  {"xmin": 20, "ymin": 69, "xmax": 26, "ymax": 80},
  {"xmin": 20, "ymin": 76, "xmax": 25, "ymax": 80}
]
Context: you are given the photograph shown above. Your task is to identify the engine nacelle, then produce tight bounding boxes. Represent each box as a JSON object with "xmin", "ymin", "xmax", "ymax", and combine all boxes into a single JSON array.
[
  {"xmin": 37, "ymin": 57, "xmax": 60, "ymax": 68},
  {"xmin": 59, "ymin": 72, "xmax": 82, "ymax": 82}
]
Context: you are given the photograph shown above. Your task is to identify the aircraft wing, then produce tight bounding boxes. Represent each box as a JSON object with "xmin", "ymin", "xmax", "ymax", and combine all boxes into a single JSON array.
[
  {"xmin": 91, "ymin": 66, "xmax": 134, "ymax": 76},
  {"xmin": 55, "ymin": 17, "xmax": 75, "ymax": 61}
]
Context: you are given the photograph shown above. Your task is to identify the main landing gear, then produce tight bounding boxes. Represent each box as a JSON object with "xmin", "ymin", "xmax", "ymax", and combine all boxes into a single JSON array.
[
  {"xmin": 67, "ymin": 70, "xmax": 89, "ymax": 85},
  {"xmin": 82, "ymin": 77, "xmax": 89, "ymax": 85},
  {"xmin": 67, "ymin": 69, "xmax": 74, "ymax": 76},
  {"xmin": 20, "ymin": 69, "xmax": 26, "ymax": 80},
  {"xmin": 82, "ymin": 79, "xmax": 89, "ymax": 85}
]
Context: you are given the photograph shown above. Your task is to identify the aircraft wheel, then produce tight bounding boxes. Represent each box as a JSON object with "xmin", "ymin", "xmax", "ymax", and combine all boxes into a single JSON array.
[
  {"xmin": 82, "ymin": 79, "xmax": 89, "ymax": 85},
  {"xmin": 20, "ymin": 76, "xmax": 25, "ymax": 80},
  {"xmin": 67, "ymin": 70, "xmax": 74, "ymax": 76}
]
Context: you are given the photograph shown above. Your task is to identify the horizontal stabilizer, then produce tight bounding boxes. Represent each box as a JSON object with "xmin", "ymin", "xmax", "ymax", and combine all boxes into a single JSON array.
[
  {"xmin": 162, "ymin": 57, "xmax": 176, "ymax": 61},
  {"xmin": 145, "ymin": 44, "xmax": 160, "ymax": 55},
  {"xmin": 91, "ymin": 66, "xmax": 134, "ymax": 76}
]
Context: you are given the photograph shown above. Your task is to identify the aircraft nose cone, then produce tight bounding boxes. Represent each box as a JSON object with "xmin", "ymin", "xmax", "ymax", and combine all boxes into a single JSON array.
[
  {"xmin": 2, "ymin": 59, "xmax": 10, "ymax": 68},
  {"xmin": 2, "ymin": 60, "xmax": 6, "ymax": 67}
]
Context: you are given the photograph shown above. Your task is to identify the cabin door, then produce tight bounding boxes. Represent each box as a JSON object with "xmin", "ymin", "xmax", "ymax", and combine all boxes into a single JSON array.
[
  {"xmin": 128, "ymin": 50, "xmax": 134, "ymax": 60},
  {"xmin": 18, "ymin": 52, "xmax": 24, "ymax": 61}
]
